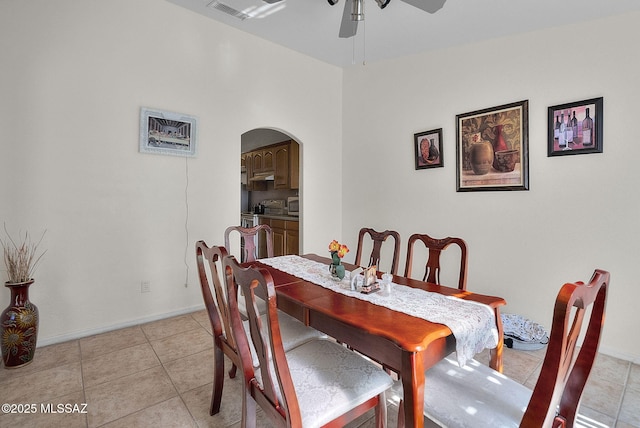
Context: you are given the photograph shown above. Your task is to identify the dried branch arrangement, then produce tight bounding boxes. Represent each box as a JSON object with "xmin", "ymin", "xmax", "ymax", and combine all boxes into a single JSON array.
[{"xmin": 1, "ymin": 225, "xmax": 46, "ymax": 283}]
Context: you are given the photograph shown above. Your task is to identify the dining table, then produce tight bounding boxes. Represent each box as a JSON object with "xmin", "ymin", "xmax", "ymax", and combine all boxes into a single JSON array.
[{"xmin": 250, "ymin": 253, "xmax": 507, "ymax": 428}]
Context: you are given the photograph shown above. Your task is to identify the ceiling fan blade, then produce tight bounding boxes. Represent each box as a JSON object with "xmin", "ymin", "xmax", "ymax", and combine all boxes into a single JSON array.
[
  {"xmin": 401, "ymin": 0, "xmax": 447, "ymax": 14},
  {"xmin": 262, "ymin": 0, "xmax": 282, "ymax": 3},
  {"xmin": 339, "ymin": 0, "xmax": 358, "ymax": 38}
]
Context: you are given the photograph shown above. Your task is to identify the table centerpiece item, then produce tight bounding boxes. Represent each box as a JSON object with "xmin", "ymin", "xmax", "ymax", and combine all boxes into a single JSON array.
[
  {"xmin": 1, "ymin": 228, "xmax": 46, "ymax": 368},
  {"xmin": 328, "ymin": 240, "xmax": 349, "ymax": 280}
]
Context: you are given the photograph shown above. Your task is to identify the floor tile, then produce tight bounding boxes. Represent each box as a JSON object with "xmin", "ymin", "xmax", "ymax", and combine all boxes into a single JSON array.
[
  {"xmin": 191, "ymin": 310, "xmax": 213, "ymax": 334},
  {"xmin": 2, "ymin": 310, "xmax": 636, "ymax": 428},
  {"xmin": 141, "ymin": 313, "xmax": 203, "ymax": 341},
  {"xmin": 627, "ymin": 363, "xmax": 640, "ymax": 391},
  {"xmin": 100, "ymin": 396, "xmax": 197, "ymax": 428},
  {"xmin": 0, "ymin": 390, "xmax": 87, "ymax": 428},
  {"xmin": 0, "ymin": 340, "xmax": 81, "ymax": 382},
  {"xmin": 577, "ymin": 405, "xmax": 616, "ymax": 427},
  {"xmin": 581, "ymin": 375, "xmax": 625, "ymax": 418},
  {"xmin": 82, "ymin": 342, "xmax": 160, "ymax": 388},
  {"xmin": 149, "ymin": 326, "xmax": 213, "ymax": 364},
  {"xmin": 79, "ymin": 326, "xmax": 147, "ymax": 360},
  {"xmin": 163, "ymin": 348, "xmax": 215, "ymax": 393},
  {"xmin": 1, "ymin": 361, "xmax": 83, "ymax": 404},
  {"xmin": 500, "ymin": 348, "xmax": 543, "ymax": 384},
  {"xmin": 618, "ymin": 385, "xmax": 640, "ymax": 426},
  {"xmin": 84, "ymin": 365, "xmax": 177, "ymax": 427},
  {"xmin": 182, "ymin": 374, "xmax": 244, "ymax": 428},
  {"xmin": 591, "ymin": 353, "xmax": 631, "ymax": 386}
]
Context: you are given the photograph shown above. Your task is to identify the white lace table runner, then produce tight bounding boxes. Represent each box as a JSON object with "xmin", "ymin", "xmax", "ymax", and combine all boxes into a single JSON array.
[{"xmin": 260, "ymin": 255, "xmax": 498, "ymax": 367}]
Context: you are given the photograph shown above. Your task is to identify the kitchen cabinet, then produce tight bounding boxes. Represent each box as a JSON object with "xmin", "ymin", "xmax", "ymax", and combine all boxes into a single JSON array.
[
  {"xmin": 289, "ymin": 141, "xmax": 299, "ymax": 190},
  {"xmin": 242, "ymin": 140, "xmax": 298, "ymax": 190},
  {"xmin": 243, "ymin": 151, "xmax": 266, "ymax": 191},
  {"xmin": 258, "ymin": 217, "xmax": 299, "ymax": 258}
]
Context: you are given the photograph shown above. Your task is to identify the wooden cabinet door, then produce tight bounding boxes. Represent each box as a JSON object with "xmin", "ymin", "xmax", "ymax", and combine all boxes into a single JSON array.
[
  {"xmin": 285, "ymin": 229, "xmax": 299, "ymax": 255},
  {"xmin": 274, "ymin": 144, "xmax": 290, "ymax": 189},
  {"xmin": 263, "ymin": 148, "xmax": 274, "ymax": 172},
  {"xmin": 252, "ymin": 151, "xmax": 263, "ymax": 172},
  {"xmin": 270, "ymin": 219, "xmax": 286, "ymax": 257},
  {"xmin": 289, "ymin": 141, "xmax": 299, "ymax": 190}
]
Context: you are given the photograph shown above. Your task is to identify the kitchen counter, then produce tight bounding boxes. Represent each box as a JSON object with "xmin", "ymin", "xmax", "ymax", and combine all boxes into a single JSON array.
[
  {"xmin": 258, "ymin": 214, "xmax": 299, "ymax": 221},
  {"xmin": 241, "ymin": 212, "xmax": 299, "ymax": 221}
]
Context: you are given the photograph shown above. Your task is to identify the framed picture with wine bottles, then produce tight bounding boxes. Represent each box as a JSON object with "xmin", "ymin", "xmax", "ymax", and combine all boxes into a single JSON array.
[
  {"xmin": 547, "ymin": 97, "xmax": 603, "ymax": 157},
  {"xmin": 414, "ymin": 128, "xmax": 443, "ymax": 170}
]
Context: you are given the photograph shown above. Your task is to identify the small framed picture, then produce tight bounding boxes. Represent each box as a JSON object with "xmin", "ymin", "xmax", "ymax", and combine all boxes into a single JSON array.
[
  {"xmin": 139, "ymin": 107, "xmax": 197, "ymax": 157},
  {"xmin": 456, "ymin": 100, "xmax": 529, "ymax": 192},
  {"xmin": 414, "ymin": 128, "xmax": 443, "ymax": 169},
  {"xmin": 547, "ymin": 97, "xmax": 603, "ymax": 156}
]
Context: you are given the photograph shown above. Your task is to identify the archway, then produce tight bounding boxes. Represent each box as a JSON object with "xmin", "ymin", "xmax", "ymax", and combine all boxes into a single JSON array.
[{"xmin": 241, "ymin": 128, "xmax": 301, "ymax": 255}]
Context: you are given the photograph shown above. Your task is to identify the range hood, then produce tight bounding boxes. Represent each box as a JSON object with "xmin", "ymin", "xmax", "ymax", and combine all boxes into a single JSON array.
[{"xmin": 249, "ymin": 171, "xmax": 275, "ymax": 181}]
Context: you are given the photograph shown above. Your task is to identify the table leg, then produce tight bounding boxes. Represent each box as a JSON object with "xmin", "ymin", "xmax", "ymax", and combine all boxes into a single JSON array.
[
  {"xmin": 401, "ymin": 351, "xmax": 424, "ymax": 428},
  {"xmin": 489, "ymin": 307, "xmax": 504, "ymax": 372}
]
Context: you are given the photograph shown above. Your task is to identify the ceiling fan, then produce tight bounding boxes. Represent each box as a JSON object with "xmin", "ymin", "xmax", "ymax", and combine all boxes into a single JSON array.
[{"xmin": 328, "ymin": 0, "xmax": 447, "ymax": 38}]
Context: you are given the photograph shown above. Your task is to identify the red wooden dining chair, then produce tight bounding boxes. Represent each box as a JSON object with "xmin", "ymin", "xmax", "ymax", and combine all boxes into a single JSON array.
[
  {"xmin": 404, "ymin": 233, "xmax": 468, "ymax": 290},
  {"xmin": 354, "ymin": 227, "xmax": 401, "ymax": 275},
  {"xmin": 394, "ymin": 269, "xmax": 610, "ymax": 428},
  {"xmin": 224, "ymin": 224, "xmax": 273, "ymax": 263},
  {"xmin": 223, "ymin": 254, "xmax": 394, "ymax": 428},
  {"xmin": 195, "ymin": 240, "xmax": 324, "ymax": 416}
]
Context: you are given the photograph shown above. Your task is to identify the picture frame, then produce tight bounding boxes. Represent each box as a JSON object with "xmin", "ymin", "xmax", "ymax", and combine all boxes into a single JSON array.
[
  {"xmin": 139, "ymin": 107, "xmax": 197, "ymax": 157},
  {"xmin": 456, "ymin": 100, "xmax": 529, "ymax": 192},
  {"xmin": 414, "ymin": 128, "xmax": 443, "ymax": 169},
  {"xmin": 547, "ymin": 97, "xmax": 603, "ymax": 157}
]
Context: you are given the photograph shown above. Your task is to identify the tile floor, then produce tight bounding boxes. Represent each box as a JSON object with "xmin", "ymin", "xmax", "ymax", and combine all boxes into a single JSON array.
[{"xmin": 1, "ymin": 310, "xmax": 638, "ymax": 427}]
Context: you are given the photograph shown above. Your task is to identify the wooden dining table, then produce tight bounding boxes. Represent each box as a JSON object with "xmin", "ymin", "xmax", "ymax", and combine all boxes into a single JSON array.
[{"xmin": 251, "ymin": 254, "xmax": 507, "ymax": 428}]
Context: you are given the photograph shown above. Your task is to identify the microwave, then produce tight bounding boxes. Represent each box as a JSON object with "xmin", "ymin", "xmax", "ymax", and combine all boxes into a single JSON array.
[{"xmin": 287, "ymin": 197, "xmax": 300, "ymax": 216}]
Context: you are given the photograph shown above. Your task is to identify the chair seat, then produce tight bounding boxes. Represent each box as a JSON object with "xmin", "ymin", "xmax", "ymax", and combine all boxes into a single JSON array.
[
  {"xmin": 391, "ymin": 356, "xmax": 531, "ymax": 428},
  {"xmin": 259, "ymin": 338, "xmax": 394, "ymax": 428},
  {"xmin": 246, "ymin": 310, "xmax": 326, "ymax": 367},
  {"xmin": 237, "ymin": 291, "xmax": 267, "ymax": 317}
]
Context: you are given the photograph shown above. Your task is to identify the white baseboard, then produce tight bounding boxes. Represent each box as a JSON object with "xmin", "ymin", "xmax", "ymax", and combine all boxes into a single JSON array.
[{"xmin": 37, "ymin": 304, "xmax": 206, "ymax": 347}]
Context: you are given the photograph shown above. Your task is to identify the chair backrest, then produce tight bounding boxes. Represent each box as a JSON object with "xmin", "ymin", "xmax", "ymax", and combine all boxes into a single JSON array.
[
  {"xmin": 354, "ymin": 228, "xmax": 401, "ymax": 275},
  {"xmin": 195, "ymin": 241, "xmax": 235, "ymax": 349},
  {"xmin": 522, "ymin": 269, "xmax": 609, "ymax": 427},
  {"xmin": 223, "ymin": 254, "xmax": 303, "ymax": 427},
  {"xmin": 404, "ymin": 233, "xmax": 468, "ymax": 290},
  {"xmin": 224, "ymin": 224, "xmax": 273, "ymax": 262}
]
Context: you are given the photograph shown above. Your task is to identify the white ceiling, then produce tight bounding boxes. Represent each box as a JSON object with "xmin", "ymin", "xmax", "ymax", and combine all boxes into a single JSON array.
[{"xmin": 166, "ymin": 0, "xmax": 640, "ymax": 68}]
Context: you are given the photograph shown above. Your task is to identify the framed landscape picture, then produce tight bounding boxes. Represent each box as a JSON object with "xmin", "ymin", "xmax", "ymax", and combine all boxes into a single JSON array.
[
  {"xmin": 139, "ymin": 107, "xmax": 197, "ymax": 157},
  {"xmin": 414, "ymin": 128, "xmax": 443, "ymax": 169},
  {"xmin": 547, "ymin": 97, "xmax": 603, "ymax": 157},
  {"xmin": 456, "ymin": 100, "xmax": 529, "ymax": 192}
]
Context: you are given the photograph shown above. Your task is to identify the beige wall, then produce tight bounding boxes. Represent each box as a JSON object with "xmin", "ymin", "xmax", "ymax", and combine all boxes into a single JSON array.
[
  {"xmin": 0, "ymin": 0, "xmax": 342, "ymax": 343},
  {"xmin": 341, "ymin": 13, "xmax": 640, "ymax": 362},
  {"xmin": 1, "ymin": 0, "xmax": 638, "ymax": 363}
]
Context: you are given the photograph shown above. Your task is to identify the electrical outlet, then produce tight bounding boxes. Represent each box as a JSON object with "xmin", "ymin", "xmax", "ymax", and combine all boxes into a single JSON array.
[{"xmin": 141, "ymin": 281, "xmax": 151, "ymax": 293}]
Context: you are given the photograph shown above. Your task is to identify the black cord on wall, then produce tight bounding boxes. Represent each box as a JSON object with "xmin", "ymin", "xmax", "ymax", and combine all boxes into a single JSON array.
[{"xmin": 183, "ymin": 155, "xmax": 190, "ymax": 287}]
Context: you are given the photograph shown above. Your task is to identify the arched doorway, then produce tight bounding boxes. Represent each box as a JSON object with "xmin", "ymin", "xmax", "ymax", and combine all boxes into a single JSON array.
[{"xmin": 240, "ymin": 128, "xmax": 301, "ymax": 256}]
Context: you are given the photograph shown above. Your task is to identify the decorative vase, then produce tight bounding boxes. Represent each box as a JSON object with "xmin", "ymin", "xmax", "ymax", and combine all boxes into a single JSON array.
[
  {"xmin": 328, "ymin": 252, "xmax": 346, "ymax": 280},
  {"xmin": 1, "ymin": 279, "xmax": 38, "ymax": 368},
  {"xmin": 470, "ymin": 141, "xmax": 494, "ymax": 175},
  {"xmin": 427, "ymin": 138, "xmax": 440, "ymax": 162},
  {"xmin": 492, "ymin": 124, "xmax": 508, "ymax": 171}
]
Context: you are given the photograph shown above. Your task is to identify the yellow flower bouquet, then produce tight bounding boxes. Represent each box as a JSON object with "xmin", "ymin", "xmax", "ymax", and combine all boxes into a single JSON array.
[{"xmin": 328, "ymin": 240, "xmax": 349, "ymax": 279}]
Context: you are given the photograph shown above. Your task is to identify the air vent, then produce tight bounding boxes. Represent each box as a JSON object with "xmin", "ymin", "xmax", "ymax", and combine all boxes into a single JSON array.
[{"xmin": 207, "ymin": 1, "xmax": 251, "ymax": 20}]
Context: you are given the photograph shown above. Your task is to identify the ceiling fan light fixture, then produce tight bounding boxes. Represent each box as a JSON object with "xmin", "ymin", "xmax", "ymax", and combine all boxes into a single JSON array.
[
  {"xmin": 351, "ymin": 0, "xmax": 364, "ymax": 21},
  {"xmin": 375, "ymin": 0, "xmax": 390, "ymax": 9}
]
